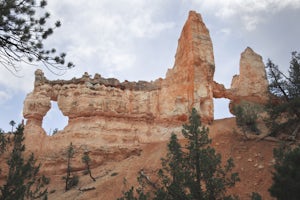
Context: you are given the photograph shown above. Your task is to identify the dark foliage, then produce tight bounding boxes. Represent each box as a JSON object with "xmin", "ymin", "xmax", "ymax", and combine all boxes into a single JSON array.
[
  {"xmin": 118, "ymin": 108, "xmax": 240, "ymax": 200},
  {"xmin": 0, "ymin": 0, "xmax": 74, "ymax": 73},
  {"xmin": 269, "ymin": 144, "xmax": 300, "ymax": 200},
  {"xmin": 0, "ymin": 124, "xmax": 49, "ymax": 200},
  {"xmin": 233, "ymin": 101, "xmax": 260, "ymax": 135},
  {"xmin": 265, "ymin": 52, "xmax": 300, "ymax": 137},
  {"xmin": 82, "ymin": 151, "xmax": 96, "ymax": 182},
  {"xmin": 0, "ymin": 129, "xmax": 7, "ymax": 155},
  {"xmin": 251, "ymin": 192, "xmax": 262, "ymax": 200},
  {"xmin": 9, "ymin": 120, "xmax": 16, "ymax": 133},
  {"xmin": 62, "ymin": 142, "xmax": 79, "ymax": 191}
]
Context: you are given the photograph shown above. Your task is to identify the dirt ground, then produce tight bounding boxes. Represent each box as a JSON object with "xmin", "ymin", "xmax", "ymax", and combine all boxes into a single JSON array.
[{"xmin": 43, "ymin": 117, "xmax": 279, "ymax": 200}]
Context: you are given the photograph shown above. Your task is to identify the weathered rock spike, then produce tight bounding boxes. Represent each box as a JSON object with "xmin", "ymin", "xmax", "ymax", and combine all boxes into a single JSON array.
[
  {"xmin": 231, "ymin": 47, "xmax": 269, "ymax": 102},
  {"xmin": 162, "ymin": 10, "xmax": 215, "ymax": 123}
]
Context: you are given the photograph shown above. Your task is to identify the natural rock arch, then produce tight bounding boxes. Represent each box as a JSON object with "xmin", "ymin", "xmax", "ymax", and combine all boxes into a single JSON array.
[
  {"xmin": 42, "ymin": 101, "xmax": 68, "ymax": 135},
  {"xmin": 23, "ymin": 11, "xmax": 269, "ymax": 150}
]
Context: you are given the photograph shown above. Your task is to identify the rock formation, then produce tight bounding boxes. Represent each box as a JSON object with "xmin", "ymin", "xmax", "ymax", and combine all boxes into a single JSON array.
[
  {"xmin": 23, "ymin": 11, "xmax": 269, "ymax": 154},
  {"xmin": 160, "ymin": 11, "xmax": 215, "ymax": 123},
  {"xmin": 230, "ymin": 47, "xmax": 269, "ymax": 103},
  {"xmin": 212, "ymin": 47, "xmax": 269, "ymax": 112}
]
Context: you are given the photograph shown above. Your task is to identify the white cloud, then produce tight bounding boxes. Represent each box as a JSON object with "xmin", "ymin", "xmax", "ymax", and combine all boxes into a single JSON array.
[
  {"xmin": 243, "ymin": 15, "xmax": 262, "ymax": 31},
  {"xmin": 103, "ymin": 51, "xmax": 136, "ymax": 76},
  {"xmin": 0, "ymin": 66, "xmax": 35, "ymax": 93},
  {"xmin": 0, "ymin": 90, "xmax": 12, "ymax": 105},
  {"xmin": 199, "ymin": 0, "xmax": 300, "ymax": 16},
  {"xmin": 129, "ymin": 13, "xmax": 175, "ymax": 38},
  {"xmin": 194, "ymin": 0, "xmax": 300, "ymax": 30},
  {"xmin": 38, "ymin": 0, "xmax": 176, "ymax": 81},
  {"xmin": 220, "ymin": 28, "xmax": 231, "ymax": 35}
]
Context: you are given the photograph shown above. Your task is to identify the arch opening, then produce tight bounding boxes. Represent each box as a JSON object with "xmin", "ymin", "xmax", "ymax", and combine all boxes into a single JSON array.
[
  {"xmin": 42, "ymin": 101, "xmax": 68, "ymax": 136},
  {"xmin": 213, "ymin": 98, "xmax": 234, "ymax": 120}
]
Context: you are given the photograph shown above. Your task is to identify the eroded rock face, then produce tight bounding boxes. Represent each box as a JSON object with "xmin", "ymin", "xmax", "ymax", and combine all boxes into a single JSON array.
[
  {"xmin": 23, "ymin": 11, "xmax": 269, "ymax": 155},
  {"xmin": 161, "ymin": 11, "xmax": 215, "ymax": 123},
  {"xmin": 212, "ymin": 47, "xmax": 269, "ymax": 112},
  {"xmin": 226, "ymin": 47, "xmax": 269, "ymax": 112},
  {"xmin": 230, "ymin": 47, "xmax": 269, "ymax": 102}
]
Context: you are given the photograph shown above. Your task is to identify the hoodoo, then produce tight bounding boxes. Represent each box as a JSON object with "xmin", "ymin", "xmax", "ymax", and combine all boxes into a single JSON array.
[{"xmin": 23, "ymin": 11, "xmax": 269, "ymax": 152}]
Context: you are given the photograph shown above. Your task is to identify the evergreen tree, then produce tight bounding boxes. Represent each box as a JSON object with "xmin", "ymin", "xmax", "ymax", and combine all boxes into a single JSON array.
[
  {"xmin": 51, "ymin": 128, "xmax": 58, "ymax": 136},
  {"xmin": 0, "ymin": 128, "xmax": 7, "ymax": 155},
  {"xmin": 118, "ymin": 108, "xmax": 240, "ymax": 200},
  {"xmin": 0, "ymin": 124, "xmax": 49, "ymax": 200},
  {"xmin": 156, "ymin": 134, "xmax": 187, "ymax": 200},
  {"xmin": 82, "ymin": 151, "xmax": 96, "ymax": 182},
  {"xmin": 265, "ymin": 51, "xmax": 300, "ymax": 137},
  {"xmin": 9, "ymin": 120, "xmax": 15, "ymax": 133},
  {"xmin": 0, "ymin": 128, "xmax": 8, "ymax": 177},
  {"xmin": 0, "ymin": 0, "xmax": 74, "ymax": 73},
  {"xmin": 269, "ymin": 144, "xmax": 300, "ymax": 200},
  {"xmin": 63, "ymin": 142, "xmax": 78, "ymax": 191}
]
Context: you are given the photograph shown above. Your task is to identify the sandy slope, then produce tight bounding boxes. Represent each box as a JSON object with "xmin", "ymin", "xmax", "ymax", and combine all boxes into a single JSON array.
[{"xmin": 45, "ymin": 117, "xmax": 277, "ymax": 200}]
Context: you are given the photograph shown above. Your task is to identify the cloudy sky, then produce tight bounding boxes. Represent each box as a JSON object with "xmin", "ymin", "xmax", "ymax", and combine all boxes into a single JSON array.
[{"xmin": 1, "ymin": 0, "xmax": 300, "ymax": 133}]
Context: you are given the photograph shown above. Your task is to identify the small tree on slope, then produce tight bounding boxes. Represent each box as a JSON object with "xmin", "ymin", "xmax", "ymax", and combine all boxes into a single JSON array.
[
  {"xmin": 82, "ymin": 151, "xmax": 96, "ymax": 182},
  {"xmin": 0, "ymin": 124, "xmax": 49, "ymax": 200},
  {"xmin": 63, "ymin": 142, "xmax": 79, "ymax": 191},
  {"xmin": 118, "ymin": 108, "xmax": 240, "ymax": 200}
]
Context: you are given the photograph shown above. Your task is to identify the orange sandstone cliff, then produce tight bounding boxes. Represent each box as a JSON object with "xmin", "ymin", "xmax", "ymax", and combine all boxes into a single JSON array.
[
  {"xmin": 23, "ymin": 11, "xmax": 269, "ymax": 149},
  {"xmin": 23, "ymin": 11, "xmax": 219, "ymax": 152},
  {"xmin": 20, "ymin": 11, "xmax": 272, "ymax": 199}
]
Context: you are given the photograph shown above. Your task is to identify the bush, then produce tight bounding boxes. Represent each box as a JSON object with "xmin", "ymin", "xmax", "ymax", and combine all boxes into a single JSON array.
[
  {"xmin": 269, "ymin": 144, "xmax": 300, "ymax": 200},
  {"xmin": 68, "ymin": 175, "xmax": 79, "ymax": 188},
  {"xmin": 233, "ymin": 101, "xmax": 260, "ymax": 135},
  {"xmin": 251, "ymin": 192, "xmax": 262, "ymax": 200}
]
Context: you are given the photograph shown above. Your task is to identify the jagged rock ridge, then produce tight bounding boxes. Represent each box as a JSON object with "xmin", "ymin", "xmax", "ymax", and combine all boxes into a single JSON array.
[{"xmin": 23, "ymin": 11, "xmax": 269, "ymax": 152}]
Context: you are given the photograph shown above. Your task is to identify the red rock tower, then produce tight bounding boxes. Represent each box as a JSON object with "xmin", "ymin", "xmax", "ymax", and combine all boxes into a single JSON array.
[{"xmin": 160, "ymin": 11, "xmax": 215, "ymax": 123}]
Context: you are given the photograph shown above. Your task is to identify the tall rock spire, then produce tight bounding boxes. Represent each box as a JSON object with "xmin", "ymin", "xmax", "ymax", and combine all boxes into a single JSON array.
[{"xmin": 161, "ymin": 11, "xmax": 215, "ymax": 123}]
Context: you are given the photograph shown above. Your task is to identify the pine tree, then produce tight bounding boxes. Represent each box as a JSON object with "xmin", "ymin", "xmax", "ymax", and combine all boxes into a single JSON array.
[
  {"xmin": 265, "ymin": 51, "xmax": 300, "ymax": 137},
  {"xmin": 155, "ymin": 133, "xmax": 187, "ymax": 200},
  {"xmin": 82, "ymin": 151, "xmax": 96, "ymax": 182},
  {"xmin": 9, "ymin": 120, "xmax": 15, "ymax": 133},
  {"xmin": 0, "ymin": 129, "xmax": 7, "ymax": 155},
  {"xmin": 158, "ymin": 108, "xmax": 239, "ymax": 199},
  {"xmin": 0, "ymin": 124, "xmax": 49, "ymax": 200},
  {"xmin": 269, "ymin": 144, "xmax": 300, "ymax": 200},
  {"xmin": 0, "ymin": 129, "xmax": 8, "ymax": 177},
  {"xmin": 0, "ymin": 0, "xmax": 74, "ymax": 73},
  {"xmin": 118, "ymin": 108, "xmax": 240, "ymax": 200},
  {"xmin": 63, "ymin": 142, "xmax": 79, "ymax": 191}
]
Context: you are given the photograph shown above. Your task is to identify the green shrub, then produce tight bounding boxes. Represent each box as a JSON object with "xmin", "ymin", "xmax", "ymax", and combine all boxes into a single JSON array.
[
  {"xmin": 251, "ymin": 192, "xmax": 262, "ymax": 200},
  {"xmin": 233, "ymin": 101, "xmax": 260, "ymax": 135},
  {"xmin": 68, "ymin": 175, "xmax": 79, "ymax": 188},
  {"xmin": 269, "ymin": 144, "xmax": 300, "ymax": 200}
]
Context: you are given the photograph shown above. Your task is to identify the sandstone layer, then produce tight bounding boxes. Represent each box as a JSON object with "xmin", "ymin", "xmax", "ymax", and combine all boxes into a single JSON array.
[
  {"xmin": 23, "ymin": 11, "xmax": 269, "ymax": 157},
  {"xmin": 18, "ymin": 11, "xmax": 273, "ymax": 199}
]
